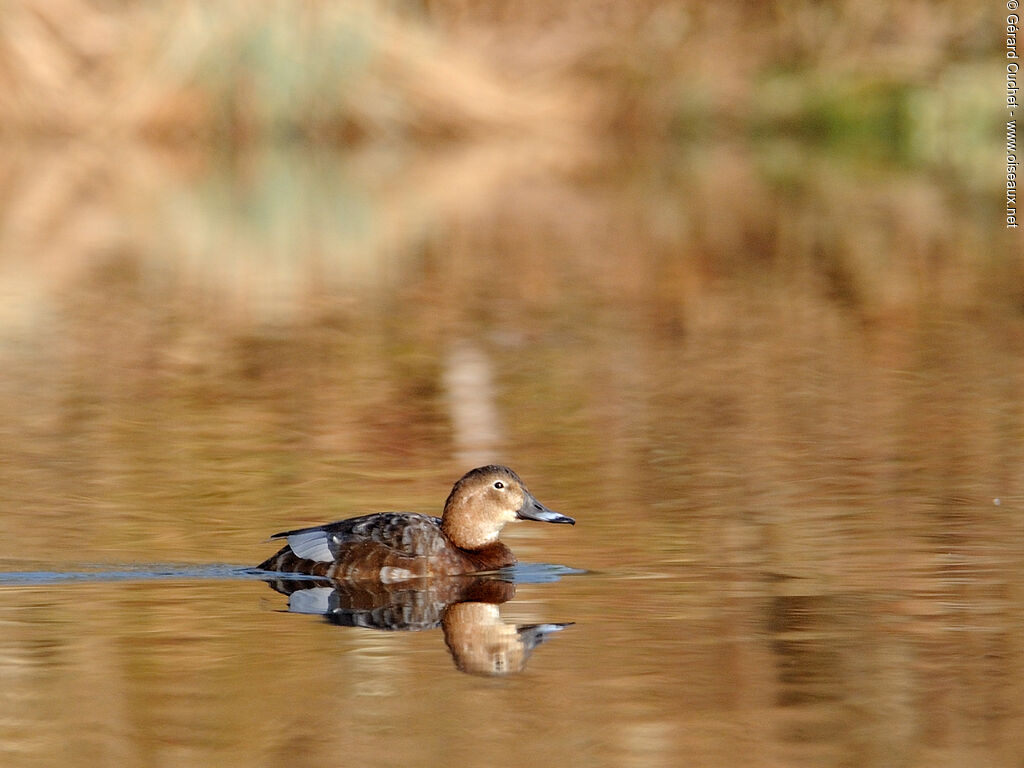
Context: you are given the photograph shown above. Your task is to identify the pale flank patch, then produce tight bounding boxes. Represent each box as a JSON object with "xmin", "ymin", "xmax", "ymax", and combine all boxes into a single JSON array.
[
  {"xmin": 379, "ymin": 566, "xmax": 415, "ymax": 583},
  {"xmin": 285, "ymin": 529, "xmax": 335, "ymax": 562}
]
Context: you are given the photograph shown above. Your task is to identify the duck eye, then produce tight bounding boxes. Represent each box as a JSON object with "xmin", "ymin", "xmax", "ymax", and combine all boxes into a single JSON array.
[{"xmin": 493, "ymin": 481, "xmax": 504, "ymax": 489}]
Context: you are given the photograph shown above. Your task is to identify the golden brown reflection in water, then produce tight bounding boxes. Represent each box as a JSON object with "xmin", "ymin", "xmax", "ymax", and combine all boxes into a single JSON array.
[{"xmin": 0, "ymin": 140, "xmax": 1021, "ymax": 767}]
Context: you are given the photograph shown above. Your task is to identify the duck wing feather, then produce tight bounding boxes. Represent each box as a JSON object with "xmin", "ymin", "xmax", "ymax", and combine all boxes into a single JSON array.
[{"xmin": 271, "ymin": 513, "xmax": 444, "ymax": 563}]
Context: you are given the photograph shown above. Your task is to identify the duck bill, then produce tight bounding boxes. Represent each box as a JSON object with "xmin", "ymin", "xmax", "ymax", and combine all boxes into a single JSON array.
[{"xmin": 516, "ymin": 493, "xmax": 575, "ymax": 525}]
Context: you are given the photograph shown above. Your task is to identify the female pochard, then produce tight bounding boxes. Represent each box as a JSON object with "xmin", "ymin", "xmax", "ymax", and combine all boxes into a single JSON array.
[{"xmin": 257, "ymin": 465, "xmax": 574, "ymax": 581}]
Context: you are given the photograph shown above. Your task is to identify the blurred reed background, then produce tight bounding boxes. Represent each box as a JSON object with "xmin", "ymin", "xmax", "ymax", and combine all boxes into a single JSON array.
[
  {"xmin": 0, "ymin": 0, "xmax": 1006, "ymax": 321},
  {"xmin": 0, "ymin": 0, "xmax": 999, "ymax": 152},
  {"xmin": 0, "ymin": 1, "xmax": 994, "ymax": 151}
]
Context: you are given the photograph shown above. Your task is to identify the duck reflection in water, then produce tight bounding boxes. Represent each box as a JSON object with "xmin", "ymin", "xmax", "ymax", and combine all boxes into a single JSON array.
[
  {"xmin": 258, "ymin": 466, "xmax": 576, "ymax": 675},
  {"xmin": 264, "ymin": 573, "xmax": 572, "ymax": 676}
]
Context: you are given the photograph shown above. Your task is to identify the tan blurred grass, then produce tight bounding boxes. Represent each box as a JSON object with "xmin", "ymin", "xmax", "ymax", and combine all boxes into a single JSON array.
[
  {"xmin": 0, "ymin": 0, "xmax": 581, "ymax": 143},
  {"xmin": 0, "ymin": 0, "xmax": 993, "ymax": 150}
]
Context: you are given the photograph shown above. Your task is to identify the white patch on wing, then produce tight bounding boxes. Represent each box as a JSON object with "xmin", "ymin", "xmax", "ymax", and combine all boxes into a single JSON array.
[
  {"xmin": 287, "ymin": 588, "xmax": 334, "ymax": 614},
  {"xmin": 286, "ymin": 529, "xmax": 334, "ymax": 562},
  {"xmin": 379, "ymin": 567, "xmax": 415, "ymax": 583}
]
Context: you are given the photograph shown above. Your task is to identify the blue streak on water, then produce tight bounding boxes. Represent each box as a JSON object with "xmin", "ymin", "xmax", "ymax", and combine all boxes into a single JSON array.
[
  {"xmin": 496, "ymin": 563, "xmax": 588, "ymax": 583},
  {"xmin": 0, "ymin": 563, "xmax": 587, "ymax": 586},
  {"xmin": 0, "ymin": 564, "xmax": 263, "ymax": 585}
]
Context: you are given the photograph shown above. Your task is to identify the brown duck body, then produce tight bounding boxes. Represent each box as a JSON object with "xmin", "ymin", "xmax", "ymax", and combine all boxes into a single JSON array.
[
  {"xmin": 257, "ymin": 512, "xmax": 517, "ymax": 580},
  {"xmin": 257, "ymin": 465, "xmax": 574, "ymax": 581}
]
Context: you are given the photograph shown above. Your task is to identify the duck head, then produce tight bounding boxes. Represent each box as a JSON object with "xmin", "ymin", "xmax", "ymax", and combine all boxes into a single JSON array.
[{"xmin": 440, "ymin": 465, "xmax": 575, "ymax": 551}]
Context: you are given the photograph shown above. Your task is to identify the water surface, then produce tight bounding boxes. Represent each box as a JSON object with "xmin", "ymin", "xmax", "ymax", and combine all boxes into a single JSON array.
[{"xmin": 0, "ymin": 138, "xmax": 1020, "ymax": 767}]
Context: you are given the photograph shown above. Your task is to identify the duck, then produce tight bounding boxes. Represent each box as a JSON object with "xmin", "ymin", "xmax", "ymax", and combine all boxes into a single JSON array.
[{"xmin": 257, "ymin": 465, "xmax": 574, "ymax": 580}]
